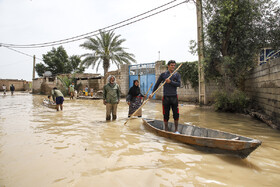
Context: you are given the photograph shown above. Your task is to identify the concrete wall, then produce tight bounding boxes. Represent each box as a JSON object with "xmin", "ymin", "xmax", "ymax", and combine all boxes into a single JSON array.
[
  {"xmin": 88, "ymin": 79, "xmax": 102, "ymax": 91},
  {"xmin": 75, "ymin": 78, "xmax": 102, "ymax": 92},
  {"xmin": 245, "ymin": 58, "xmax": 280, "ymax": 124},
  {"xmin": 33, "ymin": 74, "xmax": 104, "ymax": 95},
  {"xmin": 205, "ymin": 80, "xmax": 220, "ymax": 103},
  {"xmin": 105, "ymin": 68, "xmax": 129, "ymax": 97},
  {"xmin": 154, "ymin": 61, "xmax": 167, "ymax": 100},
  {"xmin": 32, "ymin": 77, "xmax": 58, "ymax": 94},
  {"xmin": 0, "ymin": 79, "xmax": 30, "ymax": 91},
  {"xmin": 32, "ymin": 78, "xmax": 45, "ymax": 93},
  {"xmin": 119, "ymin": 64, "xmax": 129, "ymax": 96}
]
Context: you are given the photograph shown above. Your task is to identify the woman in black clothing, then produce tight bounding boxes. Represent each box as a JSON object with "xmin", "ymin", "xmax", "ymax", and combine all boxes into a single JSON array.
[{"xmin": 126, "ymin": 80, "xmax": 145, "ymax": 117}]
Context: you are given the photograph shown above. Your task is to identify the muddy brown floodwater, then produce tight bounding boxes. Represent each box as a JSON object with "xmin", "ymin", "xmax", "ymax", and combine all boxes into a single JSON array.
[{"xmin": 0, "ymin": 93, "xmax": 280, "ymax": 186}]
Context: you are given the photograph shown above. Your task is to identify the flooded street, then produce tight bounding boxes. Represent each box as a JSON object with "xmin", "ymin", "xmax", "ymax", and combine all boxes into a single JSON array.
[{"xmin": 1, "ymin": 93, "xmax": 280, "ymax": 186}]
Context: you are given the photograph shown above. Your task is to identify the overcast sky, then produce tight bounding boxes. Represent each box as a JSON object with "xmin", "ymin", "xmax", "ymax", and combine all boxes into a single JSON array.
[{"xmin": 0, "ymin": 0, "xmax": 198, "ymax": 81}]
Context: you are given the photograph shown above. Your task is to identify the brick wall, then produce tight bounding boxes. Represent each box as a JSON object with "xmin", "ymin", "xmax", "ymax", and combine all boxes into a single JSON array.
[
  {"xmin": 104, "ymin": 66, "xmax": 129, "ymax": 97},
  {"xmin": 245, "ymin": 58, "xmax": 280, "ymax": 124},
  {"xmin": 119, "ymin": 64, "xmax": 129, "ymax": 96},
  {"xmin": 0, "ymin": 79, "xmax": 30, "ymax": 91},
  {"xmin": 32, "ymin": 77, "xmax": 57, "ymax": 94}
]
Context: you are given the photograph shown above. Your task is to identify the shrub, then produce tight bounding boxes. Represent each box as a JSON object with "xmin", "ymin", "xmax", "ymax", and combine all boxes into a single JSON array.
[{"xmin": 213, "ymin": 90, "xmax": 251, "ymax": 113}]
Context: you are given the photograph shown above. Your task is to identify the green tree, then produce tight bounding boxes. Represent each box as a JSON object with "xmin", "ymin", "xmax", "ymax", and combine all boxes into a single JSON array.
[
  {"xmin": 80, "ymin": 30, "xmax": 136, "ymax": 82},
  {"xmin": 69, "ymin": 55, "xmax": 85, "ymax": 73},
  {"xmin": 177, "ymin": 61, "xmax": 198, "ymax": 90},
  {"xmin": 35, "ymin": 63, "xmax": 46, "ymax": 77},
  {"xmin": 203, "ymin": 0, "xmax": 280, "ymax": 89},
  {"xmin": 35, "ymin": 46, "xmax": 84, "ymax": 77}
]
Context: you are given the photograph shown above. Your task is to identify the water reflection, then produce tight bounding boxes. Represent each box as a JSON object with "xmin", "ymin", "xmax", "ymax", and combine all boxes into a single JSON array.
[{"xmin": 0, "ymin": 93, "xmax": 280, "ymax": 186}]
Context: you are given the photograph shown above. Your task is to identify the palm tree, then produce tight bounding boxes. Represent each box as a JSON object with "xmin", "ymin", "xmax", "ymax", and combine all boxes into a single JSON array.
[
  {"xmin": 80, "ymin": 30, "xmax": 136, "ymax": 82},
  {"xmin": 57, "ymin": 75, "xmax": 76, "ymax": 96}
]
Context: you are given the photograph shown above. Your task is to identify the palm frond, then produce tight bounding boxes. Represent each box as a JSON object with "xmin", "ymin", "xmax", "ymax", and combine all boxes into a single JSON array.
[{"xmin": 80, "ymin": 30, "xmax": 136, "ymax": 75}]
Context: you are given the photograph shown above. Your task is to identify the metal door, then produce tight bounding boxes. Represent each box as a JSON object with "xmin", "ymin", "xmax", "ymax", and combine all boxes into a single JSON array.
[{"xmin": 129, "ymin": 63, "xmax": 155, "ymax": 98}]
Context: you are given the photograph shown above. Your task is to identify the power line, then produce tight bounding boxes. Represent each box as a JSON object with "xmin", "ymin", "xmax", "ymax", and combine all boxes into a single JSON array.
[
  {"xmin": 0, "ymin": 0, "xmax": 189, "ymax": 48},
  {"xmin": 0, "ymin": 60, "xmax": 31, "ymax": 68},
  {"xmin": 1, "ymin": 0, "xmax": 184, "ymax": 47},
  {"xmin": 3, "ymin": 46, "xmax": 43, "ymax": 61},
  {"xmin": 0, "ymin": 0, "xmax": 189, "ymax": 64},
  {"xmin": 1, "ymin": 0, "xmax": 175, "ymax": 47}
]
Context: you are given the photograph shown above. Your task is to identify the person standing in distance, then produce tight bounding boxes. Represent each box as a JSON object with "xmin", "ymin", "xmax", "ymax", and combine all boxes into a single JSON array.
[
  {"xmin": 69, "ymin": 82, "xmax": 75, "ymax": 100},
  {"xmin": 52, "ymin": 87, "xmax": 64, "ymax": 111},
  {"xmin": 149, "ymin": 60, "xmax": 181, "ymax": 133},
  {"xmin": 10, "ymin": 84, "xmax": 15, "ymax": 95},
  {"xmin": 103, "ymin": 75, "xmax": 121, "ymax": 121},
  {"xmin": 2, "ymin": 84, "xmax": 6, "ymax": 95},
  {"xmin": 85, "ymin": 85, "xmax": 89, "ymax": 96}
]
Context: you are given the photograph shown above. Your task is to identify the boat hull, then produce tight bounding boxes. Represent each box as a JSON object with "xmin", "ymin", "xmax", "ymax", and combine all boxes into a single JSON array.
[
  {"xmin": 42, "ymin": 100, "xmax": 57, "ymax": 109},
  {"xmin": 77, "ymin": 96, "xmax": 102, "ymax": 100},
  {"xmin": 142, "ymin": 119, "xmax": 261, "ymax": 158}
]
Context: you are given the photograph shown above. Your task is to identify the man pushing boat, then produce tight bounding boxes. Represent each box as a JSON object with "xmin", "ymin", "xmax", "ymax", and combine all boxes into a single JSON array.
[
  {"xmin": 149, "ymin": 60, "xmax": 181, "ymax": 133},
  {"xmin": 52, "ymin": 87, "xmax": 64, "ymax": 111}
]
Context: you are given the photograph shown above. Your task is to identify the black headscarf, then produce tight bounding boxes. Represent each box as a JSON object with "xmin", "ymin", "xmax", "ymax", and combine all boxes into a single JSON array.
[{"xmin": 128, "ymin": 80, "xmax": 141, "ymax": 97}]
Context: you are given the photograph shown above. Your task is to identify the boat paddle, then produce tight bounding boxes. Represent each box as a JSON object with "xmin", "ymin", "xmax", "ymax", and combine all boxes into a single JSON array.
[{"xmin": 124, "ymin": 63, "xmax": 183, "ymax": 125}]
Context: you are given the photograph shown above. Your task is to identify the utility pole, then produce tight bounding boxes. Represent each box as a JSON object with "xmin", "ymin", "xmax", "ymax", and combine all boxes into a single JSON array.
[
  {"xmin": 32, "ymin": 55, "xmax": 36, "ymax": 92},
  {"xmin": 196, "ymin": 0, "xmax": 207, "ymax": 105}
]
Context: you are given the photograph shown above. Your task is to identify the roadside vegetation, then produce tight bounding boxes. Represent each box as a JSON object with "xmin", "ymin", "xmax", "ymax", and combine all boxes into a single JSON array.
[
  {"xmin": 56, "ymin": 75, "xmax": 77, "ymax": 96},
  {"xmin": 201, "ymin": 0, "xmax": 280, "ymax": 112},
  {"xmin": 177, "ymin": 61, "xmax": 199, "ymax": 90}
]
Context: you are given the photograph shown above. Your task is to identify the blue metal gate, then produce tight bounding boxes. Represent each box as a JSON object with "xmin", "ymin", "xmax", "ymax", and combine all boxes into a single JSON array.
[{"xmin": 129, "ymin": 63, "xmax": 155, "ymax": 98}]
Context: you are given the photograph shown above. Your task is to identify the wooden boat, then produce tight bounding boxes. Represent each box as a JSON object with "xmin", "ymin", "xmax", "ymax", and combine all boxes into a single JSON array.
[
  {"xmin": 142, "ymin": 118, "xmax": 262, "ymax": 158},
  {"xmin": 77, "ymin": 95, "xmax": 103, "ymax": 100},
  {"xmin": 42, "ymin": 99, "xmax": 56, "ymax": 109}
]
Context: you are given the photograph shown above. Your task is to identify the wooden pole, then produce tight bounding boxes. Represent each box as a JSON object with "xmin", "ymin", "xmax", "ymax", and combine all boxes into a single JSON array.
[
  {"xmin": 196, "ymin": 0, "xmax": 206, "ymax": 105},
  {"xmin": 32, "ymin": 55, "xmax": 36, "ymax": 93},
  {"xmin": 33, "ymin": 55, "xmax": 36, "ymax": 80},
  {"xmin": 124, "ymin": 63, "xmax": 183, "ymax": 125}
]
